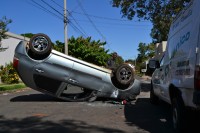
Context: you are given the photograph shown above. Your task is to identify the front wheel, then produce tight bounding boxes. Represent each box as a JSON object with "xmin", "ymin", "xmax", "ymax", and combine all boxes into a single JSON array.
[{"xmin": 115, "ymin": 64, "xmax": 135, "ymax": 86}]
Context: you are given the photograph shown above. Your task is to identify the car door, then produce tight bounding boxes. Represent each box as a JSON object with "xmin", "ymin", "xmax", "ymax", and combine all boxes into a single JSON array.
[
  {"xmin": 33, "ymin": 54, "xmax": 74, "ymax": 94},
  {"xmin": 70, "ymin": 60, "xmax": 106, "ymax": 91}
]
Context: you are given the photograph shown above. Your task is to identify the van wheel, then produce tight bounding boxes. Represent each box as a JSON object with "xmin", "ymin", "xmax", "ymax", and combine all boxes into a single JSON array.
[
  {"xmin": 150, "ymin": 82, "xmax": 159, "ymax": 104},
  {"xmin": 115, "ymin": 64, "xmax": 134, "ymax": 85},
  {"xmin": 172, "ymin": 95, "xmax": 187, "ymax": 133},
  {"xmin": 29, "ymin": 33, "xmax": 52, "ymax": 56}
]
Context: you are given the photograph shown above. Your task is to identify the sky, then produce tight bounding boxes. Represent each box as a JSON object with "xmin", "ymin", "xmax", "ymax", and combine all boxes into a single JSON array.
[{"xmin": 0, "ymin": 0, "xmax": 153, "ymax": 60}]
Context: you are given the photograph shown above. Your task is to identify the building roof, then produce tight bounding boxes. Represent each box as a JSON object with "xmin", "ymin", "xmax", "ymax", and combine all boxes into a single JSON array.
[{"xmin": 4, "ymin": 32, "xmax": 30, "ymax": 41}]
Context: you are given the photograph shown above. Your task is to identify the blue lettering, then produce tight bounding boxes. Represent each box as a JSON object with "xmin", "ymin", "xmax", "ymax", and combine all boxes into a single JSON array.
[{"xmin": 170, "ymin": 32, "xmax": 190, "ymax": 59}]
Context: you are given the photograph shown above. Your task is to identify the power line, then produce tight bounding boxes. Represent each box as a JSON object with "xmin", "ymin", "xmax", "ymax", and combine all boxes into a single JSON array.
[
  {"xmin": 28, "ymin": 0, "xmax": 87, "ymax": 38},
  {"xmin": 71, "ymin": 11, "xmax": 149, "ymax": 22},
  {"xmin": 29, "ymin": 0, "xmax": 63, "ymax": 20},
  {"xmin": 68, "ymin": 21, "xmax": 87, "ymax": 37},
  {"xmin": 41, "ymin": 0, "xmax": 63, "ymax": 17},
  {"xmin": 26, "ymin": 0, "xmax": 132, "ymax": 53},
  {"xmin": 50, "ymin": 0, "xmax": 64, "ymax": 9},
  {"xmin": 76, "ymin": 0, "xmax": 117, "ymax": 52},
  {"xmin": 49, "ymin": 0, "xmax": 88, "ymax": 37},
  {"xmin": 68, "ymin": 14, "xmax": 88, "ymax": 37},
  {"xmin": 77, "ymin": 0, "xmax": 106, "ymax": 41},
  {"xmin": 68, "ymin": 19, "xmax": 152, "ymax": 27}
]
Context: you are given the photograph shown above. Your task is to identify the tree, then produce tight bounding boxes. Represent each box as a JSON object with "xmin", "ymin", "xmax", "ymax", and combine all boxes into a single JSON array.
[
  {"xmin": 112, "ymin": 0, "xmax": 191, "ymax": 42},
  {"xmin": 0, "ymin": 16, "xmax": 12, "ymax": 48},
  {"xmin": 136, "ymin": 42, "xmax": 155, "ymax": 71},
  {"xmin": 21, "ymin": 33, "xmax": 35, "ymax": 38},
  {"xmin": 137, "ymin": 42, "xmax": 147, "ymax": 64},
  {"xmin": 146, "ymin": 43, "xmax": 155, "ymax": 58},
  {"xmin": 53, "ymin": 36, "xmax": 110, "ymax": 66},
  {"xmin": 53, "ymin": 40, "xmax": 64, "ymax": 53},
  {"xmin": 125, "ymin": 59, "xmax": 135, "ymax": 65},
  {"xmin": 69, "ymin": 36, "xmax": 110, "ymax": 66}
]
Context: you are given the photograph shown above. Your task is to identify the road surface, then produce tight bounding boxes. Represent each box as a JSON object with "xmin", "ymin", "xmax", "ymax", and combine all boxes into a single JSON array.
[{"xmin": 0, "ymin": 80, "xmax": 175, "ymax": 133}]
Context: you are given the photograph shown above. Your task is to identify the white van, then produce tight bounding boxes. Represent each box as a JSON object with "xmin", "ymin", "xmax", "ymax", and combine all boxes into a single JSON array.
[{"xmin": 150, "ymin": 0, "xmax": 200, "ymax": 132}]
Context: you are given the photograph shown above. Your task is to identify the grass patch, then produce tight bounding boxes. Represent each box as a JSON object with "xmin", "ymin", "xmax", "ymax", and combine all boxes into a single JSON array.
[{"xmin": 0, "ymin": 83, "xmax": 27, "ymax": 91}]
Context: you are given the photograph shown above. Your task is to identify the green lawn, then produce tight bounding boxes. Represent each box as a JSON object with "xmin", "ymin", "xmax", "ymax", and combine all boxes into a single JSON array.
[{"xmin": 0, "ymin": 83, "xmax": 27, "ymax": 92}]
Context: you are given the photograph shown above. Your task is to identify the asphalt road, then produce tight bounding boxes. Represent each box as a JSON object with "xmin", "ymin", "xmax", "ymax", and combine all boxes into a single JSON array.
[{"xmin": 0, "ymin": 80, "xmax": 175, "ymax": 133}]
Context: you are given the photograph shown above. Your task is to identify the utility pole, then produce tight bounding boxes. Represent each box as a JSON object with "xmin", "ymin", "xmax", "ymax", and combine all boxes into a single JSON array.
[
  {"xmin": 64, "ymin": 0, "xmax": 68, "ymax": 55},
  {"xmin": 134, "ymin": 56, "xmax": 137, "ymax": 67}
]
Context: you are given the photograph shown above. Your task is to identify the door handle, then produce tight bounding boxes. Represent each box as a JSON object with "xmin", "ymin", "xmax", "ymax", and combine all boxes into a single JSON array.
[
  {"xmin": 36, "ymin": 69, "xmax": 44, "ymax": 73},
  {"xmin": 69, "ymin": 79, "xmax": 78, "ymax": 84}
]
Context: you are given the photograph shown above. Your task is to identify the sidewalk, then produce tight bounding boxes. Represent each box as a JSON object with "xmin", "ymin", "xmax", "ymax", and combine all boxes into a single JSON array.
[{"xmin": 141, "ymin": 75, "xmax": 151, "ymax": 80}]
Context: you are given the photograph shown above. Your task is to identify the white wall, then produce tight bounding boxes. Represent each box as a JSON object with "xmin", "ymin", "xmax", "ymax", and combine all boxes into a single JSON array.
[
  {"xmin": 0, "ymin": 38, "xmax": 20, "ymax": 66},
  {"xmin": 0, "ymin": 32, "xmax": 29, "ymax": 66}
]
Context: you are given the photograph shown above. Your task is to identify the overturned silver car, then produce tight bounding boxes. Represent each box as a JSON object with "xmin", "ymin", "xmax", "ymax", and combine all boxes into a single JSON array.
[{"xmin": 13, "ymin": 34, "xmax": 140, "ymax": 102}]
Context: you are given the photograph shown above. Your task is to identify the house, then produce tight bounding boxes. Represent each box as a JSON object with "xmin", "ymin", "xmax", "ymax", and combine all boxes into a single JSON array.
[
  {"xmin": 0, "ymin": 32, "xmax": 29, "ymax": 66},
  {"xmin": 140, "ymin": 41, "xmax": 167, "ymax": 76},
  {"xmin": 154, "ymin": 41, "xmax": 167, "ymax": 61}
]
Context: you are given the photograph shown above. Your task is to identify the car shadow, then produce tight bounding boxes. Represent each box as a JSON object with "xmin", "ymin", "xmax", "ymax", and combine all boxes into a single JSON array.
[
  {"xmin": 10, "ymin": 94, "xmax": 64, "ymax": 102},
  {"xmin": 0, "ymin": 115, "xmax": 125, "ymax": 133},
  {"xmin": 9, "ymin": 93, "xmax": 114, "ymax": 103}
]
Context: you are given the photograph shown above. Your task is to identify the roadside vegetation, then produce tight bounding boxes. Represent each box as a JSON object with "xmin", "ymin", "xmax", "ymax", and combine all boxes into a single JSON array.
[
  {"xmin": 0, "ymin": 62, "xmax": 27, "ymax": 92},
  {"xmin": 0, "ymin": 62, "xmax": 19, "ymax": 84},
  {"xmin": 0, "ymin": 83, "xmax": 26, "ymax": 92}
]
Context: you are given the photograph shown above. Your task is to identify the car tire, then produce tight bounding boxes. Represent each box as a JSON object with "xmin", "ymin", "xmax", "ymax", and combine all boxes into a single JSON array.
[
  {"xmin": 115, "ymin": 64, "xmax": 134, "ymax": 85},
  {"xmin": 150, "ymin": 82, "xmax": 159, "ymax": 104},
  {"xmin": 29, "ymin": 33, "xmax": 52, "ymax": 56},
  {"xmin": 172, "ymin": 95, "xmax": 188, "ymax": 133}
]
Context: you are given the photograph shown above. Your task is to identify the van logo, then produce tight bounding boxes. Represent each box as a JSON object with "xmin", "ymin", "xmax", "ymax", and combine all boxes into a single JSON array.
[{"xmin": 171, "ymin": 32, "xmax": 190, "ymax": 59}]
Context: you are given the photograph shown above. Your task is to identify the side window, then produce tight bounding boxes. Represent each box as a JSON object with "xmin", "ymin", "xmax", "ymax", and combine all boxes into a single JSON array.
[{"xmin": 160, "ymin": 55, "xmax": 165, "ymax": 67}]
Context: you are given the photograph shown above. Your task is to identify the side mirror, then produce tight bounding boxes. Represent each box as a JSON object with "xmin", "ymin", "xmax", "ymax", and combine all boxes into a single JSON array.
[{"xmin": 149, "ymin": 60, "xmax": 160, "ymax": 69}]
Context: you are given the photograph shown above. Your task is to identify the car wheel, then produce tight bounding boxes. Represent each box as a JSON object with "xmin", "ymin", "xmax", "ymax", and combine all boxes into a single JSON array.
[
  {"xmin": 150, "ymin": 82, "xmax": 159, "ymax": 104},
  {"xmin": 115, "ymin": 64, "xmax": 134, "ymax": 85},
  {"xmin": 29, "ymin": 33, "xmax": 52, "ymax": 56},
  {"xmin": 172, "ymin": 95, "xmax": 187, "ymax": 133}
]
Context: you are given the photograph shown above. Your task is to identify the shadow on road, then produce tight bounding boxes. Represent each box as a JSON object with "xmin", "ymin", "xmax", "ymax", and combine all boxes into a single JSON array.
[
  {"xmin": 123, "ymin": 81, "xmax": 176, "ymax": 133},
  {"xmin": 10, "ymin": 94, "xmax": 63, "ymax": 102},
  {"xmin": 124, "ymin": 82, "xmax": 200, "ymax": 133},
  {"xmin": 140, "ymin": 82, "xmax": 151, "ymax": 92},
  {"xmin": 124, "ymin": 98, "xmax": 175, "ymax": 133},
  {"xmin": 0, "ymin": 115, "xmax": 125, "ymax": 133}
]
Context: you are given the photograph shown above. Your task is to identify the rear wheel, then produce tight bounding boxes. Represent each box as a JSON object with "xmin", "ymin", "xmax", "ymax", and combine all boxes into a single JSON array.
[
  {"xmin": 172, "ymin": 95, "xmax": 187, "ymax": 133},
  {"xmin": 29, "ymin": 33, "xmax": 52, "ymax": 56}
]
